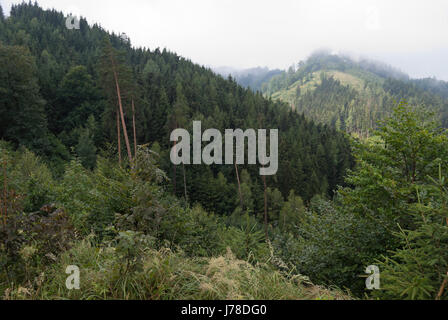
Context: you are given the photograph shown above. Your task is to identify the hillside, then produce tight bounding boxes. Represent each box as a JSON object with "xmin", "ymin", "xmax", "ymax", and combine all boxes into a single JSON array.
[
  {"xmin": 0, "ymin": 3, "xmax": 353, "ymax": 300},
  {"xmin": 261, "ymin": 52, "xmax": 448, "ymax": 136},
  {"xmin": 0, "ymin": 3, "xmax": 353, "ymax": 207}
]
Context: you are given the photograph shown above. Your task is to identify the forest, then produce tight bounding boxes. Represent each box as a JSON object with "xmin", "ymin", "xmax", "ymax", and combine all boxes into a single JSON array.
[{"xmin": 1, "ymin": 2, "xmax": 448, "ymax": 300}]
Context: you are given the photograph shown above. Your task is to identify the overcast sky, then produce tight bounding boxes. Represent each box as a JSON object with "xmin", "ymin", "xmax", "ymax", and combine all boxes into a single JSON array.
[{"xmin": 2, "ymin": 0, "xmax": 448, "ymax": 80}]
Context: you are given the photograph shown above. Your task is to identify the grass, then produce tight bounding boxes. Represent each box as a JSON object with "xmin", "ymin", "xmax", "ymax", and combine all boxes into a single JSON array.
[{"xmin": 2, "ymin": 240, "xmax": 352, "ymax": 300}]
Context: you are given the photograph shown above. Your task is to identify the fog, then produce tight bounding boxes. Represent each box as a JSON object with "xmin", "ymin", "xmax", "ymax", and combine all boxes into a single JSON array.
[{"xmin": 2, "ymin": 0, "xmax": 448, "ymax": 80}]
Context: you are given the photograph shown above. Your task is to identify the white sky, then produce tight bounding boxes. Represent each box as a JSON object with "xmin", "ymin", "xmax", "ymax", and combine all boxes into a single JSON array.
[{"xmin": 1, "ymin": 0, "xmax": 448, "ymax": 80}]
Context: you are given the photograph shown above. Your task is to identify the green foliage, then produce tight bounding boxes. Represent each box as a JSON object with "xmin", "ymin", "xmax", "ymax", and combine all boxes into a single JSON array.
[
  {"xmin": 0, "ymin": 3, "xmax": 353, "ymax": 214},
  {"xmin": 0, "ymin": 206, "xmax": 76, "ymax": 290},
  {"xmin": 0, "ymin": 143, "xmax": 55, "ymax": 212},
  {"xmin": 56, "ymin": 66, "xmax": 102, "ymax": 134},
  {"xmin": 339, "ymin": 103, "xmax": 448, "ymax": 230},
  {"xmin": 75, "ymin": 116, "xmax": 97, "ymax": 169},
  {"xmin": 278, "ymin": 190, "xmax": 306, "ymax": 232},
  {"xmin": 0, "ymin": 144, "xmax": 348, "ymax": 300},
  {"xmin": 372, "ymin": 166, "xmax": 448, "ymax": 300},
  {"xmin": 271, "ymin": 103, "xmax": 448, "ymax": 298},
  {"xmin": 219, "ymin": 215, "xmax": 269, "ymax": 262},
  {"xmin": 0, "ymin": 43, "xmax": 48, "ymax": 151},
  {"xmin": 275, "ymin": 197, "xmax": 387, "ymax": 294}
]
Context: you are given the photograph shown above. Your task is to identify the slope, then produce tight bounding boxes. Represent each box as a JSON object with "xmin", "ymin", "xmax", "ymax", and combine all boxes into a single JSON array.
[
  {"xmin": 0, "ymin": 3, "xmax": 353, "ymax": 218},
  {"xmin": 262, "ymin": 52, "xmax": 448, "ymax": 136}
]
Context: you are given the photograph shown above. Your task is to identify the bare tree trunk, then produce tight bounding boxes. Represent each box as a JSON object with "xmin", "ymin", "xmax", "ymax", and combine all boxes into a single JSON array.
[
  {"xmin": 173, "ymin": 140, "xmax": 177, "ymax": 195},
  {"xmin": 262, "ymin": 174, "xmax": 268, "ymax": 242},
  {"xmin": 183, "ymin": 163, "xmax": 187, "ymax": 201},
  {"xmin": 235, "ymin": 163, "xmax": 243, "ymax": 208},
  {"xmin": 110, "ymin": 57, "xmax": 133, "ymax": 163},
  {"xmin": 132, "ymin": 99, "xmax": 137, "ymax": 159},
  {"xmin": 117, "ymin": 109, "xmax": 122, "ymax": 166},
  {"xmin": 257, "ymin": 115, "xmax": 268, "ymax": 242},
  {"xmin": 436, "ymin": 273, "xmax": 448, "ymax": 300}
]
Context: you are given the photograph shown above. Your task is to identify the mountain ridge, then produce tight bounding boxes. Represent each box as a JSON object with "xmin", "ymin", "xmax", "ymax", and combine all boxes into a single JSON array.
[{"xmin": 254, "ymin": 52, "xmax": 448, "ymax": 135}]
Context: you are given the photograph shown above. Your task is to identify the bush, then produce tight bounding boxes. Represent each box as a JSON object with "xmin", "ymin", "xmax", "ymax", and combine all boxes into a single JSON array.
[{"xmin": 273, "ymin": 198, "xmax": 388, "ymax": 295}]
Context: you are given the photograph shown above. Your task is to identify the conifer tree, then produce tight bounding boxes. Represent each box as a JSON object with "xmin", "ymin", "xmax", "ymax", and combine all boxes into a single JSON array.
[{"xmin": 98, "ymin": 38, "xmax": 134, "ymax": 164}]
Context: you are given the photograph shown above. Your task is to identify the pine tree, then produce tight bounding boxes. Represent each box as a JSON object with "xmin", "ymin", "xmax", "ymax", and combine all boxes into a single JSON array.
[
  {"xmin": 98, "ymin": 37, "xmax": 134, "ymax": 164},
  {"xmin": 167, "ymin": 82, "xmax": 189, "ymax": 198},
  {"xmin": 0, "ymin": 4, "xmax": 4, "ymax": 22},
  {"xmin": 0, "ymin": 44, "xmax": 48, "ymax": 152},
  {"xmin": 76, "ymin": 116, "xmax": 97, "ymax": 169}
]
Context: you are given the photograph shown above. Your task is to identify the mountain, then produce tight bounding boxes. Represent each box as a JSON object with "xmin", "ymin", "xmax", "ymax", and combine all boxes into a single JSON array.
[
  {"xmin": 213, "ymin": 66, "xmax": 283, "ymax": 91},
  {"xmin": 261, "ymin": 52, "xmax": 448, "ymax": 136},
  {"xmin": 0, "ymin": 2, "xmax": 353, "ymax": 211}
]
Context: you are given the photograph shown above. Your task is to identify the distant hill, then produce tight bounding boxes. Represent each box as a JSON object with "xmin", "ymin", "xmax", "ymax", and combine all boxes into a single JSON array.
[
  {"xmin": 213, "ymin": 66, "xmax": 282, "ymax": 91},
  {"xmin": 260, "ymin": 52, "xmax": 448, "ymax": 136}
]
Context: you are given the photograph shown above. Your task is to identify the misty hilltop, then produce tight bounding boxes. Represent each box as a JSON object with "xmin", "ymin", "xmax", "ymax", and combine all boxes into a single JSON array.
[
  {"xmin": 213, "ymin": 66, "xmax": 283, "ymax": 91},
  {"xmin": 242, "ymin": 52, "xmax": 448, "ymax": 136}
]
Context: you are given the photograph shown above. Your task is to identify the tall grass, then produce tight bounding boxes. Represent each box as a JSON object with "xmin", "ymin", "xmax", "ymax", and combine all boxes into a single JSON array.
[{"xmin": 3, "ymin": 239, "xmax": 350, "ymax": 300}]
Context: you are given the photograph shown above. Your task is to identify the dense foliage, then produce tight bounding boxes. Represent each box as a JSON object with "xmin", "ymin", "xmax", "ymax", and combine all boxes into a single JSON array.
[
  {"xmin": 0, "ymin": 141, "xmax": 350, "ymax": 300},
  {"xmin": 270, "ymin": 104, "xmax": 448, "ymax": 299},
  {"xmin": 0, "ymin": 2, "xmax": 352, "ymax": 210}
]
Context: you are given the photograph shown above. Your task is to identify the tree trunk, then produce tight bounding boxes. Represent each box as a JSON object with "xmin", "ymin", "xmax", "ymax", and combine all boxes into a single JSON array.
[
  {"xmin": 262, "ymin": 174, "xmax": 268, "ymax": 242},
  {"xmin": 436, "ymin": 274, "xmax": 448, "ymax": 300},
  {"xmin": 235, "ymin": 163, "xmax": 243, "ymax": 208},
  {"xmin": 257, "ymin": 116, "xmax": 268, "ymax": 242},
  {"xmin": 173, "ymin": 140, "xmax": 177, "ymax": 195},
  {"xmin": 132, "ymin": 99, "xmax": 137, "ymax": 159},
  {"xmin": 183, "ymin": 163, "xmax": 187, "ymax": 201},
  {"xmin": 117, "ymin": 109, "xmax": 122, "ymax": 166},
  {"xmin": 110, "ymin": 57, "xmax": 133, "ymax": 163}
]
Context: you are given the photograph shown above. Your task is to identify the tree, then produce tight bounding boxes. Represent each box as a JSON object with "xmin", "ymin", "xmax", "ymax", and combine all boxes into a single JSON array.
[
  {"xmin": 0, "ymin": 4, "xmax": 4, "ymax": 22},
  {"xmin": 373, "ymin": 167, "xmax": 448, "ymax": 299},
  {"xmin": 0, "ymin": 2, "xmax": 354, "ymax": 220},
  {"xmin": 167, "ymin": 82, "xmax": 189, "ymax": 198},
  {"xmin": 339, "ymin": 103, "xmax": 448, "ymax": 231},
  {"xmin": 0, "ymin": 44, "xmax": 48, "ymax": 152},
  {"xmin": 76, "ymin": 116, "xmax": 97, "ymax": 169},
  {"xmin": 335, "ymin": 103, "xmax": 448, "ymax": 295},
  {"xmin": 98, "ymin": 38, "xmax": 134, "ymax": 164},
  {"xmin": 132, "ymin": 99, "xmax": 137, "ymax": 158},
  {"xmin": 279, "ymin": 190, "xmax": 305, "ymax": 232},
  {"xmin": 57, "ymin": 65, "xmax": 101, "ymax": 133},
  {"xmin": 358, "ymin": 106, "xmax": 448, "ymax": 300},
  {"xmin": 266, "ymin": 187, "xmax": 284, "ymax": 222}
]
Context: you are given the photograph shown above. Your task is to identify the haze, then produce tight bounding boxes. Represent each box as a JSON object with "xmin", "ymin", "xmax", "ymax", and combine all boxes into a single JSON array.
[{"xmin": 2, "ymin": 0, "xmax": 448, "ymax": 80}]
